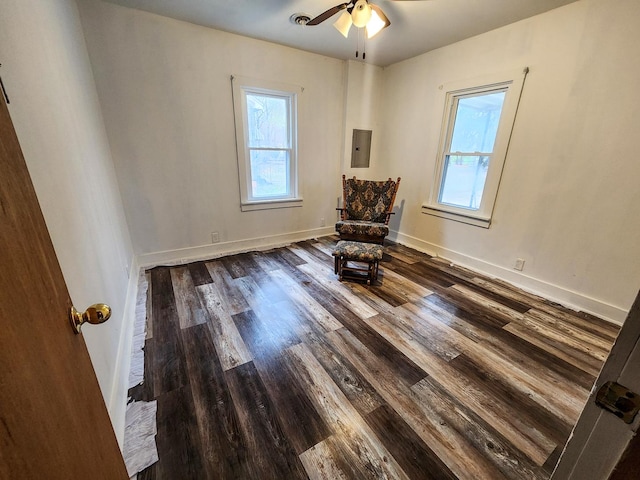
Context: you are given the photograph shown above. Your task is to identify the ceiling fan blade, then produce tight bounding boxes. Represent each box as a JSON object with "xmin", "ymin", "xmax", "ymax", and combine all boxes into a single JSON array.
[{"xmin": 306, "ymin": 3, "xmax": 350, "ymax": 26}]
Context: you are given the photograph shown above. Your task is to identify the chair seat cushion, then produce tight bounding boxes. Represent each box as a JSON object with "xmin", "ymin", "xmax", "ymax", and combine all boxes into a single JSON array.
[
  {"xmin": 335, "ymin": 220, "xmax": 389, "ymax": 238},
  {"xmin": 332, "ymin": 240, "xmax": 384, "ymax": 262}
]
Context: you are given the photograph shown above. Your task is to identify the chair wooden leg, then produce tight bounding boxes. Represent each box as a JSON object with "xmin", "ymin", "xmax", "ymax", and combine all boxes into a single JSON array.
[
  {"xmin": 333, "ymin": 241, "xmax": 383, "ymax": 285},
  {"xmin": 338, "ymin": 257, "xmax": 345, "ymax": 280}
]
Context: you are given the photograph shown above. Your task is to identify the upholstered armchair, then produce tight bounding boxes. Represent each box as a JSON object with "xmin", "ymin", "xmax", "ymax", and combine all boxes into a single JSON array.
[{"xmin": 335, "ymin": 175, "xmax": 401, "ymax": 245}]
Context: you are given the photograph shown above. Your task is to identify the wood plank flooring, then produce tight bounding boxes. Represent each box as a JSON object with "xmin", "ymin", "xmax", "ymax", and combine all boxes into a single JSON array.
[{"xmin": 132, "ymin": 236, "xmax": 619, "ymax": 480}]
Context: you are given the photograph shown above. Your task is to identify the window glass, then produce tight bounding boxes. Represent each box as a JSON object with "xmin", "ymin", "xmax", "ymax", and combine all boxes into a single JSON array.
[
  {"xmin": 249, "ymin": 150, "xmax": 290, "ymax": 198},
  {"xmin": 246, "ymin": 94, "xmax": 289, "ymax": 149},
  {"xmin": 439, "ymin": 155, "xmax": 489, "ymax": 209},
  {"xmin": 423, "ymin": 68, "xmax": 527, "ymax": 227},
  {"xmin": 440, "ymin": 90, "xmax": 505, "ymax": 210},
  {"xmin": 231, "ymin": 76, "xmax": 301, "ymax": 211},
  {"xmin": 449, "ymin": 91, "xmax": 505, "ymax": 153}
]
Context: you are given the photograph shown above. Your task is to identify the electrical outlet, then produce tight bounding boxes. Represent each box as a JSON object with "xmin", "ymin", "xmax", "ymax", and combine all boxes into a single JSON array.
[
  {"xmin": 514, "ymin": 258, "xmax": 525, "ymax": 271},
  {"xmin": 211, "ymin": 232, "xmax": 220, "ymax": 243},
  {"xmin": 320, "ymin": 217, "xmax": 325, "ymax": 227}
]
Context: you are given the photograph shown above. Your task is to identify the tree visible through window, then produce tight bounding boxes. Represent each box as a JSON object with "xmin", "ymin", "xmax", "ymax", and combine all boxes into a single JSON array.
[
  {"xmin": 246, "ymin": 93, "xmax": 291, "ymax": 198},
  {"xmin": 232, "ymin": 76, "xmax": 301, "ymax": 211}
]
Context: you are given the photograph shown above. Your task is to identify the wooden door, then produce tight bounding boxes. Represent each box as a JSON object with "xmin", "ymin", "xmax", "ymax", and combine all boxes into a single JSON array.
[{"xmin": 0, "ymin": 95, "xmax": 127, "ymax": 478}]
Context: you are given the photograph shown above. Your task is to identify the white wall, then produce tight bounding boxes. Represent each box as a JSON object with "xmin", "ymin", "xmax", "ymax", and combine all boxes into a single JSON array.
[
  {"xmin": 379, "ymin": 0, "xmax": 640, "ymax": 322},
  {"xmin": 341, "ymin": 60, "xmax": 385, "ymax": 179},
  {"xmin": 0, "ymin": 0, "xmax": 135, "ymax": 440},
  {"xmin": 77, "ymin": 0, "xmax": 345, "ymax": 259}
]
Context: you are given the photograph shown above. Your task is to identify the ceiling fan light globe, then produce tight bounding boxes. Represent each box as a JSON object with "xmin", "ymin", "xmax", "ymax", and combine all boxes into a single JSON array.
[
  {"xmin": 333, "ymin": 11, "xmax": 353, "ymax": 37},
  {"xmin": 366, "ymin": 10, "xmax": 386, "ymax": 38},
  {"xmin": 351, "ymin": 0, "xmax": 372, "ymax": 28}
]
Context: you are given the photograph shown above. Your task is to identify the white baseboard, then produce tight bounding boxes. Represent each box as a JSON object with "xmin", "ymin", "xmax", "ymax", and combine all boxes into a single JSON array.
[
  {"xmin": 137, "ymin": 226, "xmax": 628, "ymax": 324},
  {"xmin": 137, "ymin": 226, "xmax": 336, "ymax": 268},
  {"xmin": 388, "ymin": 230, "xmax": 627, "ymax": 325},
  {"xmin": 107, "ymin": 256, "xmax": 140, "ymax": 450}
]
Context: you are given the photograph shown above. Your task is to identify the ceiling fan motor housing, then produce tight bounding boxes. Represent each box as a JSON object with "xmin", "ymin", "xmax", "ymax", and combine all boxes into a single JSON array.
[{"xmin": 352, "ymin": 0, "xmax": 372, "ymax": 27}]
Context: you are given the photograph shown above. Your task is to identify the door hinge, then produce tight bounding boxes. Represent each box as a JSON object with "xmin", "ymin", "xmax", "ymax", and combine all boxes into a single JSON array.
[{"xmin": 595, "ymin": 381, "xmax": 640, "ymax": 424}]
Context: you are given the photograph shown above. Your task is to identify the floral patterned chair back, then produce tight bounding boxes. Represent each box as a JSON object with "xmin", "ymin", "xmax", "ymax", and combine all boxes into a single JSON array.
[{"xmin": 336, "ymin": 175, "xmax": 401, "ymax": 244}]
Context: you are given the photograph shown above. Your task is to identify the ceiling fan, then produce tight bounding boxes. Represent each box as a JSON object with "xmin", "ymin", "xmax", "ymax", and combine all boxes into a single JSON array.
[{"xmin": 306, "ymin": 0, "xmax": 425, "ymax": 39}]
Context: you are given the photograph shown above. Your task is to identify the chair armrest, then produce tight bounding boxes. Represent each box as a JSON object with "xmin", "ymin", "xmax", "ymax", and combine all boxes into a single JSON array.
[{"xmin": 383, "ymin": 211, "xmax": 395, "ymax": 225}]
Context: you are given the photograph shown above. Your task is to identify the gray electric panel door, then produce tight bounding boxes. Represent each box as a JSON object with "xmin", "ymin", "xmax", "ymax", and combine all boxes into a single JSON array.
[{"xmin": 351, "ymin": 129, "xmax": 372, "ymax": 168}]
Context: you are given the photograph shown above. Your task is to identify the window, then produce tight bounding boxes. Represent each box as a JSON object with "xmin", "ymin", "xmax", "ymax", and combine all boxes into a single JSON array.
[
  {"xmin": 232, "ymin": 76, "xmax": 302, "ymax": 211},
  {"xmin": 423, "ymin": 68, "xmax": 527, "ymax": 227}
]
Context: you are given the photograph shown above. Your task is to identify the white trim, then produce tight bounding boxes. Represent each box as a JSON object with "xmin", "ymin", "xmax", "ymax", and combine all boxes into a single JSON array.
[
  {"xmin": 426, "ymin": 68, "xmax": 527, "ymax": 224},
  {"xmin": 136, "ymin": 226, "xmax": 627, "ymax": 324},
  {"xmin": 107, "ymin": 256, "xmax": 140, "ymax": 451},
  {"xmin": 387, "ymin": 229, "xmax": 627, "ymax": 325},
  {"xmin": 421, "ymin": 204, "xmax": 491, "ymax": 228},
  {"xmin": 137, "ymin": 226, "xmax": 335, "ymax": 269},
  {"xmin": 232, "ymin": 75, "xmax": 301, "ymax": 207},
  {"xmin": 241, "ymin": 197, "xmax": 303, "ymax": 212}
]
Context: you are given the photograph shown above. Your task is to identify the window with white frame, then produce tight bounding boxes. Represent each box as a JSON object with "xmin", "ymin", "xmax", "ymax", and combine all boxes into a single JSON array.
[
  {"xmin": 423, "ymin": 68, "xmax": 527, "ymax": 227},
  {"xmin": 232, "ymin": 76, "xmax": 302, "ymax": 211}
]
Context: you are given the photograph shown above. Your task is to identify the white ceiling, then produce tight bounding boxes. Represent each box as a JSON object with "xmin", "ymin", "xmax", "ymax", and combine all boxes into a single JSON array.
[{"xmin": 102, "ymin": 0, "xmax": 577, "ymax": 67}]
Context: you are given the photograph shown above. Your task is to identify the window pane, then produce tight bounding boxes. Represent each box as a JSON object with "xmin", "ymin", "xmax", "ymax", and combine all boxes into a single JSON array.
[
  {"xmin": 449, "ymin": 91, "xmax": 505, "ymax": 153},
  {"xmin": 439, "ymin": 155, "xmax": 489, "ymax": 210},
  {"xmin": 250, "ymin": 149, "xmax": 290, "ymax": 198},
  {"xmin": 246, "ymin": 94, "xmax": 288, "ymax": 148}
]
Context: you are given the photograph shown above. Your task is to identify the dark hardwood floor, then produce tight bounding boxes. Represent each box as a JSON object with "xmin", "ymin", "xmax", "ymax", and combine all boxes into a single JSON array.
[{"xmin": 131, "ymin": 236, "xmax": 619, "ymax": 479}]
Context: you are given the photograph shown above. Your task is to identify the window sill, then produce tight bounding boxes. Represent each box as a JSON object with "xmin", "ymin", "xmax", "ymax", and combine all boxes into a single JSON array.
[
  {"xmin": 241, "ymin": 197, "xmax": 303, "ymax": 212},
  {"xmin": 421, "ymin": 204, "xmax": 491, "ymax": 228}
]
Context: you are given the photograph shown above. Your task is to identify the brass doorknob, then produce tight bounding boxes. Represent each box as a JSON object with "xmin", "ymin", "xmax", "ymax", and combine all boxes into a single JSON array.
[{"xmin": 69, "ymin": 303, "xmax": 111, "ymax": 334}]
